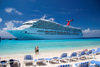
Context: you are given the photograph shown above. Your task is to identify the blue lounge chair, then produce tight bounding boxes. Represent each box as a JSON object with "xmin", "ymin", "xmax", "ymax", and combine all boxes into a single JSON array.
[
  {"xmin": 80, "ymin": 51, "xmax": 86, "ymax": 56},
  {"xmin": 70, "ymin": 52, "xmax": 78, "ymax": 61},
  {"xmin": 79, "ymin": 51, "xmax": 87, "ymax": 60},
  {"xmin": 49, "ymin": 57, "xmax": 60, "ymax": 64},
  {"xmin": 50, "ymin": 53, "xmax": 69, "ymax": 63},
  {"xmin": 89, "ymin": 60, "xmax": 96, "ymax": 67},
  {"xmin": 0, "ymin": 60, "xmax": 8, "ymax": 67},
  {"xmin": 89, "ymin": 60, "xmax": 100, "ymax": 67},
  {"xmin": 35, "ymin": 58, "xmax": 47, "ymax": 66},
  {"xmin": 70, "ymin": 52, "xmax": 77, "ymax": 57},
  {"xmin": 60, "ymin": 53, "xmax": 67, "ymax": 59},
  {"xmin": 59, "ymin": 53, "xmax": 69, "ymax": 63},
  {"xmin": 44, "ymin": 58, "xmax": 52, "ymax": 64},
  {"xmin": 79, "ymin": 62, "xmax": 89, "ymax": 67},
  {"xmin": 24, "ymin": 55, "xmax": 33, "ymax": 66},
  {"xmin": 91, "ymin": 49, "xmax": 96, "ymax": 59},
  {"xmin": 95, "ymin": 48, "xmax": 100, "ymax": 54},
  {"xmin": 86, "ymin": 50, "xmax": 93, "ymax": 59},
  {"xmin": 9, "ymin": 59, "xmax": 20, "ymax": 67},
  {"xmin": 75, "ymin": 62, "xmax": 89, "ymax": 67},
  {"xmin": 58, "ymin": 64, "xmax": 72, "ymax": 67},
  {"xmin": 24, "ymin": 55, "xmax": 33, "ymax": 60},
  {"xmin": 34, "ymin": 58, "xmax": 52, "ymax": 65}
]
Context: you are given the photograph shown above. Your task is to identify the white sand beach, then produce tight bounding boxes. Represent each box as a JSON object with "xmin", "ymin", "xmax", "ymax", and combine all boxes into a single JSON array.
[{"xmin": 0, "ymin": 47, "xmax": 100, "ymax": 67}]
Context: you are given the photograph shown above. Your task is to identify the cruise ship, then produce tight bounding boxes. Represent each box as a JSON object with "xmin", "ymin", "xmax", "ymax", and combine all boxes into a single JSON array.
[{"xmin": 7, "ymin": 16, "xmax": 83, "ymax": 40}]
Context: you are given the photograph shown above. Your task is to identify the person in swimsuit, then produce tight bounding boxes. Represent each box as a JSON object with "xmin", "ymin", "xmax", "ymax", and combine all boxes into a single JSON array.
[{"xmin": 35, "ymin": 46, "xmax": 39, "ymax": 55}]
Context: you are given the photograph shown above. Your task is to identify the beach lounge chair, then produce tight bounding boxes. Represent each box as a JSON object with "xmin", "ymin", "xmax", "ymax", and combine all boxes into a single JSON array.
[
  {"xmin": 24, "ymin": 55, "xmax": 33, "ymax": 66},
  {"xmin": 49, "ymin": 57, "xmax": 60, "ymax": 64},
  {"xmin": 59, "ymin": 53, "xmax": 69, "ymax": 63},
  {"xmin": 35, "ymin": 58, "xmax": 47, "ymax": 66},
  {"xmin": 79, "ymin": 51, "xmax": 87, "ymax": 60},
  {"xmin": 89, "ymin": 60, "xmax": 96, "ymax": 67},
  {"xmin": 91, "ymin": 49, "xmax": 96, "ymax": 59},
  {"xmin": 60, "ymin": 53, "xmax": 68, "ymax": 59},
  {"xmin": 0, "ymin": 60, "xmax": 8, "ymax": 67},
  {"xmin": 9, "ymin": 59, "xmax": 20, "ymax": 67},
  {"xmin": 87, "ymin": 49, "xmax": 96, "ymax": 59},
  {"xmin": 86, "ymin": 50, "xmax": 93, "ymax": 59},
  {"xmin": 89, "ymin": 60, "xmax": 100, "ymax": 67},
  {"xmin": 92, "ymin": 49, "xmax": 95, "ymax": 53},
  {"xmin": 58, "ymin": 64, "xmax": 72, "ymax": 67},
  {"xmin": 44, "ymin": 58, "xmax": 52, "ymax": 63},
  {"xmin": 95, "ymin": 48, "xmax": 100, "ymax": 55},
  {"xmin": 75, "ymin": 62, "xmax": 89, "ymax": 67},
  {"xmin": 49, "ymin": 53, "xmax": 68, "ymax": 64},
  {"xmin": 69, "ymin": 52, "xmax": 78, "ymax": 61}
]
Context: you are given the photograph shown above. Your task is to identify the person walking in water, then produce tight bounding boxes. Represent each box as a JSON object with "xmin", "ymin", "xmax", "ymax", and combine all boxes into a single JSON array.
[{"xmin": 35, "ymin": 46, "xmax": 39, "ymax": 55}]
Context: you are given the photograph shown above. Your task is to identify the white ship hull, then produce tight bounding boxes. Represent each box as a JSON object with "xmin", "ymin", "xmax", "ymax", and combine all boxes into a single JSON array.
[{"xmin": 8, "ymin": 28, "xmax": 83, "ymax": 40}]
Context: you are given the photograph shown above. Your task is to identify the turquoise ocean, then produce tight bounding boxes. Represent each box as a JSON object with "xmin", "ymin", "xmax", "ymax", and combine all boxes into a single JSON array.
[{"xmin": 0, "ymin": 38, "xmax": 100, "ymax": 55}]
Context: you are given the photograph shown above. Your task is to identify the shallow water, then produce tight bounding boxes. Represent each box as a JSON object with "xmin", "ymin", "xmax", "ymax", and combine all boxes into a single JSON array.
[{"xmin": 0, "ymin": 38, "xmax": 100, "ymax": 55}]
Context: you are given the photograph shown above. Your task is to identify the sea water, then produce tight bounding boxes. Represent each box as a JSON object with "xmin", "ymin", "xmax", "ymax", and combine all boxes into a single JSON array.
[{"xmin": 0, "ymin": 38, "xmax": 100, "ymax": 55}]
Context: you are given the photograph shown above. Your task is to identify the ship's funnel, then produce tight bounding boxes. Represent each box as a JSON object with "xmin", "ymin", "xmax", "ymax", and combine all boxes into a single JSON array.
[{"xmin": 66, "ymin": 19, "xmax": 73, "ymax": 26}]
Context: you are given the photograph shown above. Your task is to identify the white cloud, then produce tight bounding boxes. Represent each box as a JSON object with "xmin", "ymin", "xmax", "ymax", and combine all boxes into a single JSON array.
[
  {"xmin": 15, "ymin": 10, "xmax": 22, "ymax": 15},
  {"xmin": 2, "ymin": 20, "xmax": 23, "ymax": 31},
  {"xmin": 5, "ymin": 8, "xmax": 23, "ymax": 15},
  {"xmin": 82, "ymin": 28, "xmax": 100, "ymax": 37},
  {"xmin": 0, "ymin": 21, "xmax": 16, "ymax": 38},
  {"xmin": 5, "ymin": 8, "xmax": 13, "ymax": 13},
  {"xmin": 0, "ymin": 18, "xmax": 2, "ymax": 23},
  {"xmin": 0, "ymin": 31, "xmax": 16, "ymax": 38},
  {"xmin": 0, "ymin": 20, "xmax": 23, "ymax": 38},
  {"xmin": 3, "ymin": 21, "xmax": 16, "ymax": 31}
]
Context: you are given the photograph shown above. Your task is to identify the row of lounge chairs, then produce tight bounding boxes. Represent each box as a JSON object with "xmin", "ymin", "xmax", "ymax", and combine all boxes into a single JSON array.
[
  {"xmin": 0, "ymin": 59, "xmax": 20, "ymax": 67},
  {"xmin": 59, "ymin": 60, "xmax": 100, "ymax": 67},
  {"xmin": 24, "ymin": 48, "xmax": 100, "ymax": 66}
]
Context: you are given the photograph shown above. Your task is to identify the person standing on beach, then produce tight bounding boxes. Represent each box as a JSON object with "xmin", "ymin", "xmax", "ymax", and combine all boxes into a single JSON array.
[{"xmin": 35, "ymin": 46, "xmax": 39, "ymax": 55}]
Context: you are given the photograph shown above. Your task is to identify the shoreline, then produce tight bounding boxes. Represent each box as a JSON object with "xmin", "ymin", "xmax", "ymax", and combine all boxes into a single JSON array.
[
  {"xmin": 1, "ymin": 37, "xmax": 100, "ymax": 40},
  {"xmin": 0, "ymin": 46, "xmax": 99, "ymax": 57},
  {"xmin": 0, "ymin": 46, "xmax": 100, "ymax": 56}
]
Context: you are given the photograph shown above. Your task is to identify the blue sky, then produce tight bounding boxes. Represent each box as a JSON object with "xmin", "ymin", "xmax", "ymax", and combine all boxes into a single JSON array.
[{"xmin": 0, "ymin": 0, "xmax": 100, "ymax": 30}]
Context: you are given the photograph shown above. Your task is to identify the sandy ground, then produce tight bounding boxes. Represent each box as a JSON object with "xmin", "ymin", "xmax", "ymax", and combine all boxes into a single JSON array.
[{"xmin": 0, "ymin": 47, "xmax": 100, "ymax": 67}]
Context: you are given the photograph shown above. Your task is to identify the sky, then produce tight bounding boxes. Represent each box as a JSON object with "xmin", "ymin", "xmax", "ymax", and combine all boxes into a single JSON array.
[{"xmin": 0, "ymin": 0, "xmax": 100, "ymax": 38}]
